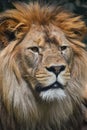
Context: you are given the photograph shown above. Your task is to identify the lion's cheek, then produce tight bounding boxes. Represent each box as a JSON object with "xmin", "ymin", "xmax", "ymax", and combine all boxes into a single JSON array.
[
  {"xmin": 23, "ymin": 51, "xmax": 39, "ymax": 68},
  {"xmin": 62, "ymin": 47, "xmax": 73, "ymax": 64},
  {"xmin": 57, "ymin": 72, "xmax": 70, "ymax": 86},
  {"xmin": 35, "ymin": 71, "xmax": 56, "ymax": 87}
]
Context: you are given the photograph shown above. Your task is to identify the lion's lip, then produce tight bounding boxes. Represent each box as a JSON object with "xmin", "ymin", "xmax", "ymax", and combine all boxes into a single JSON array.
[{"xmin": 35, "ymin": 82, "xmax": 64, "ymax": 92}]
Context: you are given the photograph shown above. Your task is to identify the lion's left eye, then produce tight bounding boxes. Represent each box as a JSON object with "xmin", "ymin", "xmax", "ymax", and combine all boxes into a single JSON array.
[
  {"xmin": 60, "ymin": 46, "xmax": 68, "ymax": 51},
  {"xmin": 28, "ymin": 46, "xmax": 39, "ymax": 53}
]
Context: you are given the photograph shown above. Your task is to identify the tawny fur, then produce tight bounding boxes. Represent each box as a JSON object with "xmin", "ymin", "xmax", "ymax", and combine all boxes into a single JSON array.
[{"xmin": 0, "ymin": 2, "xmax": 87, "ymax": 130}]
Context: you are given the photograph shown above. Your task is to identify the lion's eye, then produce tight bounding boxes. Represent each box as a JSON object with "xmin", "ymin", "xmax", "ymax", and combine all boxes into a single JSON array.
[
  {"xmin": 60, "ymin": 46, "xmax": 67, "ymax": 51},
  {"xmin": 28, "ymin": 46, "xmax": 39, "ymax": 53}
]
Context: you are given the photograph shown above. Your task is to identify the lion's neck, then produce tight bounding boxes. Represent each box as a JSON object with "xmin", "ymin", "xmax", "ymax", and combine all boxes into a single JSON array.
[
  {"xmin": 0, "ymin": 91, "xmax": 82, "ymax": 130},
  {"xmin": 0, "ymin": 79, "xmax": 82, "ymax": 130},
  {"xmin": 27, "ymin": 97, "xmax": 82, "ymax": 130}
]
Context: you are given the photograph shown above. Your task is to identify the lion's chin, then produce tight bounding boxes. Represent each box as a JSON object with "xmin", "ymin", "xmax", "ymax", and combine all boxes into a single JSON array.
[
  {"xmin": 35, "ymin": 82, "xmax": 66, "ymax": 101},
  {"xmin": 40, "ymin": 89, "xmax": 66, "ymax": 101}
]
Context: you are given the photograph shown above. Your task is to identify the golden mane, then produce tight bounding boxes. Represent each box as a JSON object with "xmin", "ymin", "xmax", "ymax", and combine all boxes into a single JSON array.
[
  {"xmin": 0, "ymin": 2, "xmax": 87, "ymax": 130},
  {"xmin": 0, "ymin": 2, "xmax": 86, "ymax": 49}
]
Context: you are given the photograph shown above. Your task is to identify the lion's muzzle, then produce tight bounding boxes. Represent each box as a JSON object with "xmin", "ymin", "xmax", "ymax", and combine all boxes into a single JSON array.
[
  {"xmin": 35, "ymin": 81, "xmax": 64, "ymax": 92},
  {"xmin": 46, "ymin": 65, "xmax": 66, "ymax": 77}
]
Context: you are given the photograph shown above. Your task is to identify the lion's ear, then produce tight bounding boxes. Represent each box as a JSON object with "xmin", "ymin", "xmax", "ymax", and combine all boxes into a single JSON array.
[
  {"xmin": 73, "ymin": 25, "xmax": 87, "ymax": 41},
  {"xmin": 0, "ymin": 18, "xmax": 26, "ymax": 50}
]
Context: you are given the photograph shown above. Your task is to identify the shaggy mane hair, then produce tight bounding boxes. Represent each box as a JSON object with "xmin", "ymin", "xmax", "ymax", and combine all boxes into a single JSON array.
[
  {"xmin": 0, "ymin": 2, "xmax": 86, "ymax": 47},
  {"xmin": 0, "ymin": 2, "xmax": 87, "ymax": 130}
]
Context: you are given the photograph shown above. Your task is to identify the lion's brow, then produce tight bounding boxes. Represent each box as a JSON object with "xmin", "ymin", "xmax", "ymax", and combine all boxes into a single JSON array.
[
  {"xmin": 43, "ymin": 29, "xmax": 58, "ymax": 45},
  {"xmin": 45, "ymin": 36, "xmax": 59, "ymax": 45}
]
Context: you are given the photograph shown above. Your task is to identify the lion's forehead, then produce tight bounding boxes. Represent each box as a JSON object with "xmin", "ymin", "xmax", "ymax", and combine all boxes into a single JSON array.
[{"xmin": 21, "ymin": 24, "xmax": 68, "ymax": 48}]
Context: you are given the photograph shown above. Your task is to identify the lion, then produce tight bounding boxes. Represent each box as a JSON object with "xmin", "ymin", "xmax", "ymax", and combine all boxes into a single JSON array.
[{"xmin": 0, "ymin": 2, "xmax": 87, "ymax": 130}]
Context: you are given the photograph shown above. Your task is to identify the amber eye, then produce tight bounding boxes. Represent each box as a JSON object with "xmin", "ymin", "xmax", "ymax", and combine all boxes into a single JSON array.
[
  {"xmin": 60, "ymin": 46, "xmax": 67, "ymax": 51},
  {"xmin": 28, "ymin": 46, "xmax": 39, "ymax": 53}
]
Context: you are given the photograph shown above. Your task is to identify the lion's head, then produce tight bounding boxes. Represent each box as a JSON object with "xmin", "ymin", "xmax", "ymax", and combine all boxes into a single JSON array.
[{"xmin": 0, "ymin": 2, "xmax": 87, "ymax": 130}]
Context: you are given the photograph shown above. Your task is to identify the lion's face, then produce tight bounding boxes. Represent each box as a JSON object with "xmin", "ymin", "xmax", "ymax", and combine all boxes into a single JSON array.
[{"xmin": 17, "ymin": 24, "xmax": 73, "ymax": 101}]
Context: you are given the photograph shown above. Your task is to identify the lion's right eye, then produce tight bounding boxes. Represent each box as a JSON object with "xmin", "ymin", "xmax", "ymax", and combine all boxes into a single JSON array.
[{"xmin": 28, "ymin": 46, "xmax": 39, "ymax": 53}]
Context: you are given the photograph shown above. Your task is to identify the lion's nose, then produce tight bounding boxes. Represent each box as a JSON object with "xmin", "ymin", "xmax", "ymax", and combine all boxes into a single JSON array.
[{"xmin": 46, "ymin": 65, "xmax": 66, "ymax": 76}]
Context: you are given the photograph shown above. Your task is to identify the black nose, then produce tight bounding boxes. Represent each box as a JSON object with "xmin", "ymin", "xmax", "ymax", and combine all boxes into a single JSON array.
[{"xmin": 46, "ymin": 65, "xmax": 66, "ymax": 76}]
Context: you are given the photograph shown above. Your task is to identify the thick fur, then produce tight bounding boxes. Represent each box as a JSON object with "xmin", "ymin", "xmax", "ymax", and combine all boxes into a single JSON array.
[{"xmin": 0, "ymin": 2, "xmax": 87, "ymax": 130}]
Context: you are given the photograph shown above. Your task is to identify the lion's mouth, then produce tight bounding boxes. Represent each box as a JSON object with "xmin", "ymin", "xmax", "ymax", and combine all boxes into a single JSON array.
[{"xmin": 35, "ymin": 82, "xmax": 64, "ymax": 92}]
